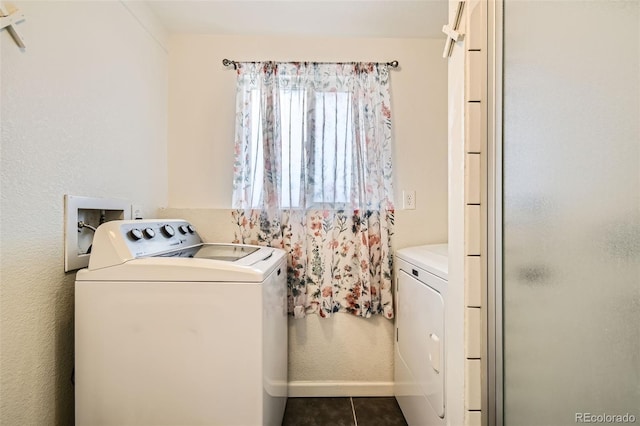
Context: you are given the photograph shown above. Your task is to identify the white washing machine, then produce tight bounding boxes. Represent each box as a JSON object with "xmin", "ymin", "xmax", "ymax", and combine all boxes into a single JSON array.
[
  {"xmin": 394, "ymin": 244, "xmax": 448, "ymax": 426},
  {"xmin": 74, "ymin": 219, "xmax": 288, "ymax": 426}
]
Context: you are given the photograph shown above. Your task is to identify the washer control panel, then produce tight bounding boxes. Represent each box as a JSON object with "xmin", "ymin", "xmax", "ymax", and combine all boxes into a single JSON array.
[
  {"xmin": 87, "ymin": 219, "xmax": 205, "ymax": 270},
  {"xmin": 119, "ymin": 220, "xmax": 202, "ymax": 258}
]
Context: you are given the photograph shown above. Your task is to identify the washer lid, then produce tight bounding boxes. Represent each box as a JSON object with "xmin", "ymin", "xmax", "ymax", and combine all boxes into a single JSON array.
[
  {"xmin": 78, "ymin": 219, "xmax": 285, "ymax": 282},
  {"xmin": 396, "ymin": 243, "xmax": 448, "ymax": 280},
  {"xmin": 154, "ymin": 244, "xmax": 261, "ymax": 262},
  {"xmin": 76, "ymin": 246, "xmax": 285, "ymax": 282}
]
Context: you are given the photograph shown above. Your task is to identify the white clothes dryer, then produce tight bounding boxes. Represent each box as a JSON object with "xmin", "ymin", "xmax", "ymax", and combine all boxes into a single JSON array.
[
  {"xmin": 74, "ymin": 219, "xmax": 288, "ymax": 426},
  {"xmin": 394, "ymin": 244, "xmax": 448, "ymax": 426}
]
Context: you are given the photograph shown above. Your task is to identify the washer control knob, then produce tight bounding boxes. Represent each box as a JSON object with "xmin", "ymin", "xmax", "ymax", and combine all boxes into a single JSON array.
[
  {"xmin": 129, "ymin": 228, "xmax": 143, "ymax": 241},
  {"xmin": 144, "ymin": 228, "xmax": 156, "ymax": 238},
  {"xmin": 161, "ymin": 224, "xmax": 175, "ymax": 237},
  {"xmin": 179, "ymin": 225, "xmax": 188, "ymax": 234},
  {"xmin": 187, "ymin": 225, "xmax": 195, "ymax": 233}
]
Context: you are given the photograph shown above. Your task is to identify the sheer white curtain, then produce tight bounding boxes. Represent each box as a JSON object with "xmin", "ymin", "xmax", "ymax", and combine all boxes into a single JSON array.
[{"xmin": 232, "ymin": 61, "xmax": 395, "ymax": 318}]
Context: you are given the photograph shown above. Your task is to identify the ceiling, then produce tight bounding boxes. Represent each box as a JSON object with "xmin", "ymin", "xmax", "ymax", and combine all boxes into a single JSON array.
[{"xmin": 145, "ymin": 0, "xmax": 449, "ymax": 39}]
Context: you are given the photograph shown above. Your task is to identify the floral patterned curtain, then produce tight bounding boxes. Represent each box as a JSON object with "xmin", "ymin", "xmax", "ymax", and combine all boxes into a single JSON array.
[{"xmin": 231, "ymin": 61, "xmax": 395, "ymax": 319}]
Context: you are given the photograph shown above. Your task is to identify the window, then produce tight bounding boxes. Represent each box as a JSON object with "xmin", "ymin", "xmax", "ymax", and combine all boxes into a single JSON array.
[
  {"xmin": 246, "ymin": 87, "xmax": 355, "ymax": 209},
  {"xmin": 232, "ymin": 62, "xmax": 393, "ymax": 212}
]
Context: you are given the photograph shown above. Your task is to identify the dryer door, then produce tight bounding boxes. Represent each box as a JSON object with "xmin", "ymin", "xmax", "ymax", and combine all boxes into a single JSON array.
[{"xmin": 397, "ymin": 269, "xmax": 445, "ymax": 418}]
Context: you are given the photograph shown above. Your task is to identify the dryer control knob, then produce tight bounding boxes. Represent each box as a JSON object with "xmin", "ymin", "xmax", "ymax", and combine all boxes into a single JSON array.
[
  {"xmin": 161, "ymin": 224, "xmax": 175, "ymax": 237},
  {"xmin": 187, "ymin": 225, "xmax": 195, "ymax": 233},
  {"xmin": 129, "ymin": 228, "xmax": 143, "ymax": 241},
  {"xmin": 178, "ymin": 225, "xmax": 188, "ymax": 234},
  {"xmin": 144, "ymin": 228, "xmax": 156, "ymax": 238}
]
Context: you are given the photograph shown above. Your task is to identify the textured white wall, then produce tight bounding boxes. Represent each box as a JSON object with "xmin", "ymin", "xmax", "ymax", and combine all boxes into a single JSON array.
[
  {"xmin": 0, "ymin": 2, "xmax": 168, "ymax": 424},
  {"xmin": 166, "ymin": 35, "xmax": 447, "ymax": 393}
]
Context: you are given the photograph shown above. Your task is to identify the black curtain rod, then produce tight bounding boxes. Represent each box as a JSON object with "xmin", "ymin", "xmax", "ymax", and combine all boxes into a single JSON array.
[{"xmin": 222, "ymin": 58, "xmax": 399, "ymax": 70}]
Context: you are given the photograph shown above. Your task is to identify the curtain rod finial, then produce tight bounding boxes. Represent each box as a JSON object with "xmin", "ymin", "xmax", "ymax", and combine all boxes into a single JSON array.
[{"xmin": 222, "ymin": 58, "xmax": 237, "ymax": 69}]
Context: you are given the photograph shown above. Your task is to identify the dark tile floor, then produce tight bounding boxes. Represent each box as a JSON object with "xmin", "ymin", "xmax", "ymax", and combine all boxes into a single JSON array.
[{"xmin": 282, "ymin": 397, "xmax": 408, "ymax": 426}]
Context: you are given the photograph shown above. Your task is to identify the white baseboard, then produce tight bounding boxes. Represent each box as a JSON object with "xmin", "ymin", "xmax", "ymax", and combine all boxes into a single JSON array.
[{"xmin": 287, "ymin": 381, "xmax": 395, "ymax": 397}]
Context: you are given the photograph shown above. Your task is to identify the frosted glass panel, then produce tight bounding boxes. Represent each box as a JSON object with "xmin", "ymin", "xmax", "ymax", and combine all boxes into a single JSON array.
[{"xmin": 503, "ymin": 1, "xmax": 640, "ymax": 424}]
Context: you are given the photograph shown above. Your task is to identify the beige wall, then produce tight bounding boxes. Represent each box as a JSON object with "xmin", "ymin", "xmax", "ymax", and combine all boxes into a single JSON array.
[
  {"xmin": 166, "ymin": 34, "xmax": 447, "ymax": 394},
  {"xmin": 0, "ymin": 2, "xmax": 168, "ymax": 424}
]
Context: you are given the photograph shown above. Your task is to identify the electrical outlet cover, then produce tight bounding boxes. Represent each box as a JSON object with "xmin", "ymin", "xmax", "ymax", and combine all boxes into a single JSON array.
[{"xmin": 403, "ymin": 190, "xmax": 416, "ymax": 210}]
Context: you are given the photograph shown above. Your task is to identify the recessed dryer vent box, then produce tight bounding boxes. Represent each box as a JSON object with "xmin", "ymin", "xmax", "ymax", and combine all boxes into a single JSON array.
[{"xmin": 64, "ymin": 195, "xmax": 131, "ymax": 272}]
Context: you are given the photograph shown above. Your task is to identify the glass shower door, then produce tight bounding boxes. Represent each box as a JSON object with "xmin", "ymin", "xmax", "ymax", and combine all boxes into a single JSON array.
[{"xmin": 502, "ymin": 1, "xmax": 640, "ymax": 424}]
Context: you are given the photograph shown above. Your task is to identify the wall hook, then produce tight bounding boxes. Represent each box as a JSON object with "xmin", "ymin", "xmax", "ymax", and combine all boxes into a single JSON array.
[
  {"xmin": 0, "ymin": 4, "xmax": 26, "ymax": 49},
  {"xmin": 442, "ymin": 0, "xmax": 465, "ymax": 58}
]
